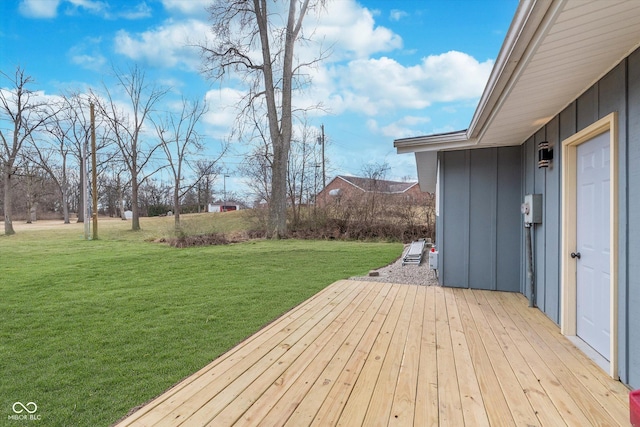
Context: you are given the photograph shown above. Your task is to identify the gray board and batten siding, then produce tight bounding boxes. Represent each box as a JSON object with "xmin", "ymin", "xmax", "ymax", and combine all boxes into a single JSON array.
[
  {"xmin": 436, "ymin": 47, "xmax": 640, "ymax": 388},
  {"xmin": 437, "ymin": 146, "xmax": 522, "ymax": 293}
]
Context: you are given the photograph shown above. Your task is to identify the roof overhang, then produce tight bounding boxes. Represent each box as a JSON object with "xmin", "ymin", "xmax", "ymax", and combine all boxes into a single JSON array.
[{"xmin": 395, "ymin": 0, "xmax": 640, "ymax": 156}]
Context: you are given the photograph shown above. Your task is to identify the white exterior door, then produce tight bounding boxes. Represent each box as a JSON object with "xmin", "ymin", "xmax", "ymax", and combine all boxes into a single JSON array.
[{"xmin": 576, "ymin": 131, "xmax": 611, "ymax": 360}]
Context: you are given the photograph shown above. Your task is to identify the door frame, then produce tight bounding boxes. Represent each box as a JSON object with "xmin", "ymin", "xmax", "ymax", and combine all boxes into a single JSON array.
[{"xmin": 560, "ymin": 112, "xmax": 618, "ymax": 379}]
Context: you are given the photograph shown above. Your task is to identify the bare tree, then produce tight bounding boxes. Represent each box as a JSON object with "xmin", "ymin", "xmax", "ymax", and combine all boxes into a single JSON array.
[
  {"xmin": 0, "ymin": 67, "xmax": 56, "ymax": 235},
  {"xmin": 106, "ymin": 164, "xmax": 130, "ymax": 220},
  {"xmin": 28, "ymin": 95, "xmax": 77, "ymax": 224},
  {"xmin": 94, "ymin": 65, "xmax": 168, "ymax": 231},
  {"xmin": 36, "ymin": 92, "xmax": 115, "ymax": 224},
  {"xmin": 360, "ymin": 161, "xmax": 390, "ymax": 224},
  {"xmin": 287, "ymin": 117, "xmax": 322, "ymax": 226},
  {"xmin": 19, "ymin": 159, "xmax": 47, "ymax": 223},
  {"xmin": 194, "ymin": 159, "xmax": 220, "ymax": 212},
  {"xmin": 153, "ymin": 97, "xmax": 224, "ymax": 231},
  {"xmin": 238, "ymin": 104, "xmax": 273, "ymax": 207},
  {"xmin": 64, "ymin": 92, "xmax": 102, "ymax": 224},
  {"xmin": 27, "ymin": 128, "xmax": 73, "ymax": 223},
  {"xmin": 240, "ymin": 146, "xmax": 271, "ymax": 206},
  {"xmin": 201, "ymin": 0, "xmax": 326, "ymax": 238}
]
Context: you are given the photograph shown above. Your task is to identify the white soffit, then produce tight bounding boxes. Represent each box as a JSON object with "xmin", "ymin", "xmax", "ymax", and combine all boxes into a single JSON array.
[{"xmin": 478, "ymin": 0, "xmax": 640, "ymax": 148}]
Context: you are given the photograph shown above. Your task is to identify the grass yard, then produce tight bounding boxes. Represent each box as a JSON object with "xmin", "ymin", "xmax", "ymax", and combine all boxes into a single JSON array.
[{"xmin": 0, "ymin": 214, "xmax": 402, "ymax": 426}]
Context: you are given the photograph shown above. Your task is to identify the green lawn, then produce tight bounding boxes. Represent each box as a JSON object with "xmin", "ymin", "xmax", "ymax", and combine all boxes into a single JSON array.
[{"xmin": 0, "ymin": 214, "xmax": 402, "ymax": 426}]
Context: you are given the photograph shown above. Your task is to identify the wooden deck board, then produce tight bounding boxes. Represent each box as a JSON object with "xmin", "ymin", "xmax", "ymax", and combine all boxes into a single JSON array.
[
  {"xmin": 467, "ymin": 289, "xmax": 541, "ymax": 425},
  {"xmin": 443, "ymin": 288, "xmax": 489, "ymax": 427},
  {"xmin": 362, "ymin": 284, "xmax": 417, "ymax": 426},
  {"xmin": 327, "ymin": 284, "xmax": 410, "ymax": 427},
  {"xmin": 478, "ymin": 290, "xmax": 577, "ymax": 427},
  {"xmin": 435, "ymin": 287, "xmax": 464, "ymax": 426},
  {"xmin": 413, "ymin": 286, "xmax": 439, "ymax": 427},
  {"xmin": 496, "ymin": 291, "xmax": 629, "ymax": 426},
  {"xmin": 204, "ymin": 279, "xmax": 379, "ymax": 426},
  {"xmin": 388, "ymin": 285, "xmax": 425, "ymax": 426},
  {"xmin": 453, "ymin": 288, "xmax": 514, "ymax": 427},
  {"xmin": 238, "ymin": 282, "xmax": 392, "ymax": 426},
  {"xmin": 159, "ymin": 281, "xmax": 363, "ymax": 426},
  {"xmin": 114, "ymin": 281, "xmax": 630, "ymax": 427}
]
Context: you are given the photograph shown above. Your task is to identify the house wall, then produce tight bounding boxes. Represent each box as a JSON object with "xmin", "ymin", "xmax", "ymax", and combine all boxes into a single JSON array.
[
  {"xmin": 436, "ymin": 47, "xmax": 640, "ymax": 387},
  {"xmin": 627, "ymin": 44, "xmax": 640, "ymax": 392},
  {"xmin": 437, "ymin": 146, "xmax": 521, "ymax": 292},
  {"xmin": 525, "ymin": 53, "xmax": 638, "ymax": 387},
  {"xmin": 520, "ymin": 119, "xmax": 562, "ymax": 324},
  {"xmin": 316, "ymin": 177, "xmax": 363, "ymax": 205}
]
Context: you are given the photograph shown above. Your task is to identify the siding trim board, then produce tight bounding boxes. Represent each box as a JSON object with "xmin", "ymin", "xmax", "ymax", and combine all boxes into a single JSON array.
[{"xmin": 560, "ymin": 112, "xmax": 619, "ymax": 379}]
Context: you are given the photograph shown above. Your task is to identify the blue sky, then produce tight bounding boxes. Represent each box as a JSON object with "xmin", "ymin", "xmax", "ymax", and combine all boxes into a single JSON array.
[{"xmin": 0, "ymin": 0, "xmax": 518, "ymax": 195}]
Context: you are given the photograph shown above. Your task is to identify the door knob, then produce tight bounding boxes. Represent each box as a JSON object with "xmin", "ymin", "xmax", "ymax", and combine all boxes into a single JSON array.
[{"xmin": 570, "ymin": 252, "xmax": 581, "ymax": 259}]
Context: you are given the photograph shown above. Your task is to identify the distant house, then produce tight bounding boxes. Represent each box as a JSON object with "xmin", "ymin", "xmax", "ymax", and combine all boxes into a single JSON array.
[
  {"xmin": 207, "ymin": 201, "xmax": 243, "ymax": 213},
  {"xmin": 394, "ymin": 0, "xmax": 640, "ymax": 388},
  {"xmin": 316, "ymin": 175, "xmax": 430, "ymax": 206}
]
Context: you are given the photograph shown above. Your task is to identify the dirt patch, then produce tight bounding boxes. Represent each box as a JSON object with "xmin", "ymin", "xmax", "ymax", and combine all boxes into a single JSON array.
[
  {"xmin": 159, "ymin": 230, "xmax": 260, "ymax": 248},
  {"xmin": 161, "ymin": 233, "xmax": 234, "ymax": 248}
]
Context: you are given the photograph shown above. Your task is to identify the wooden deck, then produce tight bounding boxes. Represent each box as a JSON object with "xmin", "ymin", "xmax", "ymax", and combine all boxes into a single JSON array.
[{"xmin": 115, "ymin": 280, "xmax": 630, "ymax": 426}]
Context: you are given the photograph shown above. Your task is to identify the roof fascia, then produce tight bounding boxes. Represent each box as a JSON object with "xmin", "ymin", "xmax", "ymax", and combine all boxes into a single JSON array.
[
  {"xmin": 394, "ymin": 130, "xmax": 470, "ymax": 154},
  {"xmin": 468, "ymin": 0, "xmax": 556, "ymax": 138}
]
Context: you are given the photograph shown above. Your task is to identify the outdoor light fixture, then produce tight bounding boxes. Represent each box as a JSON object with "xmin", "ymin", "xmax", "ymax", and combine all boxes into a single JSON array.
[{"xmin": 538, "ymin": 141, "xmax": 553, "ymax": 168}]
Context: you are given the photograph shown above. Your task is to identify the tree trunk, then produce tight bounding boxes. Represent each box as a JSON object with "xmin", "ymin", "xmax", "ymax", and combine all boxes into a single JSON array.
[
  {"xmin": 131, "ymin": 177, "xmax": 140, "ymax": 231},
  {"xmin": 26, "ymin": 196, "xmax": 32, "ymax": 224},
  {"xmin": 3, "ymin": 170, "xmax": 15, "ymax": 235},
  {"xmin": 116, "ymin": 174, "xmax": 126, "ymax": 220},
  {"xmin": 62, "ymin": 188, "xmax": 70, "ymax": 224},
  {"xmin": 77, "ymin": 163, "xmax": 85, "ymax": 223},
  {"xmin": 173, "ymin": 179, "xmax": 180, "ymax": 232},
  {"xmin": 269, "ymin": 135, "xmax": 288, "ymax": 239}
]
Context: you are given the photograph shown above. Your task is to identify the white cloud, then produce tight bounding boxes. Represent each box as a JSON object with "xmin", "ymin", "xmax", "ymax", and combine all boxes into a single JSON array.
[
  {"xmin": 106, "ymin": 0, "xmax": 491, "ymax": 148},
  {"xmin": 66, "ymin": 0, "xmax": 107, "ymax": 15},
  {"xmin": 118, "ymin": 2, "xmax": 152, "ymax": 20},
  {"xmin": 161, "ymin": 0, "xmax": 210, "ymax": 16},
  {"xmin": 70, "ymin": 53, "xmax": 107, "ymax": 71},
  {"xmin": 203, "ymin": 87, "xmax": 245, "ymax": 131},
  {"xmin": 19, "ymin": 0, "xmax": 61, "ymax": 18},
  {"xmin": 287, "ymin": 2, "xmax": 492, "ymax": 121},
  {"xmin": 328, "ymin": 51, "xmax": 492, "ymax": 116},
  {"xmin": 365, "ymin": 119, "xmax": 379, "ymax": 133},
  {"xmin": 114, "ymin": 19, "xmax": 211, "ymax": 70},
  {"xmin": 0, "ymin": 88, "xmax": 64, "ymax": 123},
  {"xmin": 389, "ymin": 9, "xmax": 408, "ymax": 22},
  {"xmin": 310, "ymin": 1, "xmax": 403, "ymax": 60},
  {"xmin": 68, "ymin": 37, "xmax": 107, "ymax": 71},
  {"xmin": 366, "ymin": 116, "xmax": 431, "ymax": 138},
  {"xmin": 381, "ymin": 116, "xmax": 431, "ymax": 138},
  {"xmin": 18, "ymin": 0, "xmax": 149, "ymax": 19}
]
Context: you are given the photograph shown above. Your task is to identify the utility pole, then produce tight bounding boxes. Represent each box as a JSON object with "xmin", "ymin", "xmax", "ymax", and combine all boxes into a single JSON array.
[
  {"xmin": 82, "ymin": 134, "xmax": 89, "ymax": 240},
  {"xmin": 314, "ymin": 164, "xmax": 320, "ymax": 216},
  {"xmin": 91, "ymin": 103, "xmax": 98, "ymax": 240},
  {"xmin": 318, "ymin": 124, "xmax": 326, "ymax": 205},
  {"xmin": 320, "ymin": 124, "xmax": 326, "ymax": 189},
  {"xmin": 223, "ymin": 173, "xmax": 229, "ymax": 212}
]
